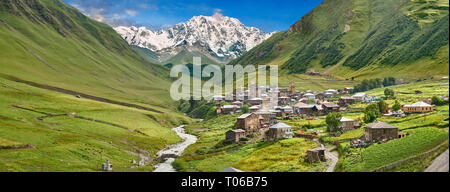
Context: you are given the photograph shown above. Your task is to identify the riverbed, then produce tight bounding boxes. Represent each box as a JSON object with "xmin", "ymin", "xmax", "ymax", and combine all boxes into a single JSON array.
[{"xmin": 153, "ymin": 125, "xmax": 198, "ymax": 172}]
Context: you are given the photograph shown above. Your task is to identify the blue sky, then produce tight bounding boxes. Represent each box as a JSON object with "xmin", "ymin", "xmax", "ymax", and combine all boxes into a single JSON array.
[{"xmin": 63, "ymin": 0, "xmax": 324, "ymax": 32}]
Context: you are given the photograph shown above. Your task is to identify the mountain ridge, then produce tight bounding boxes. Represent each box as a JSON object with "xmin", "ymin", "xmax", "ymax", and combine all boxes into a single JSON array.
[
  {"xmin": 0, "ymin": 0, "xmax": 179, "ymax": 109},
  {"xmin": 229, "ymin": 0, "xmax": 449, "ymax": 80},
  {"xmin": 115, "ymin": 15, "xmax": 274, "ymax": 65}
]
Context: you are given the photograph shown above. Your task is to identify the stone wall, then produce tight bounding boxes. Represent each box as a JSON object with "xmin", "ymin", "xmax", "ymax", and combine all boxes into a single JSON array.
[{"xmin": 372, "ymin": 141, "xmax": 448, "ymax": 172}]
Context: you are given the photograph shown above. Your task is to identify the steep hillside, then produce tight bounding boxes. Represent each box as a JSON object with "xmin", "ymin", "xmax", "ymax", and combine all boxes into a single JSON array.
[
  {"xmin": 0, "ymin": 0, "xmax": 191, "ymax": 171},
  {"xmin": 229, "ymin": 0, "xmax": 449, "ymax": 80},
  {"xmin": 0, "ymin": 0, "xmax": 177, "ymax": 110}
]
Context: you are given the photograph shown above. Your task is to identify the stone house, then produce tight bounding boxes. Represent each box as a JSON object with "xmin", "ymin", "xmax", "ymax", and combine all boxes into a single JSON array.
[
  {"xmin": 248, "ymin": 97, "xmax": 263, "ymax": 106},
  {"xmin": 294, "ymin": 102, "xmax": 314, "ymax": 114},
  {"xmin": 339, "ymin": 97, "xmax": 356, "ymax": 107},
  {"xmin": 340, "ymin": 117, "xmax": 356, "ymax": 132},
  {"xmin": 352, "ymin": 93, "xmax": 368, "ymax": 101},
  {"xmin": 324, "ymin": 92, "xmax": 334, "ymax": 98},
  {"xmin": 402, "ymin": 101, "xmax": 433, "ymax": 113},
  {"xmin": 322, "ymin": 102, "xmax": 340, "ymax": 113},
  {"xmin": 216, "ymin": 104, "xmax": 222, "ymax": 114},
  {"xmin": 304, "ymin": 93, "xmax": 316, "ymax": 100},
  {"xmin": 221, "ymin": 105, "xmax": 241, "ymax": 114},
  {"xmin": 270, "ymin": 110, "xmax": 282, "ymax": 117},
  {"xmin": 278, "ymin": 96, "xmax": 290, "ymax": 105},
  {"xmin": 282, "ymin": 106, "xmax": 293, "ymax": 114},
  {"xmin": 279, "ymin": 88, "xmax": 289, "ymax": 97},
  {"xmin": 306, "ymin": 147, "xmax": 326, "ymax": 163},
  {"xmin": 225, "ymin": 129, "xmax": 246, "ymax": 144},
  {"xmin": 364, "ymin": 121, "xmax": 398, "ymax": 142},
  {"xmin": 236, "ymin": 113, "xmax": 260, "ymax": 133},
  {"xmin": 266, "ymin": 122, "xmax": 293, "ymax": 141},
  {"xmin": 298, "ymin": 98, "xmax": 309, "ymax": 104},
  {"xmin": 325, "ymin": 89, "xmax": 338, "ymax": 94},
  {"xmin": 232, "ymin": 101, "xmax": 243, "ymax": 107},
  {"xmin": 314, "ymin": 105, "xmax": 324, "ymax": 116},
  {"xmin": 290, "ymin": 82, "xmax": 296, "ymax": 96},
  {"xmin": 250, "ymin": 106, "xmax": 260, "ymax": 113},
  {"xmin": 213, "ymin": 95, "xmax": 225, "ymax": 102},
  {"xmin": 255, "ymin": 112, "xmax": 277, "ymax": 126},
  {"xmin": 344, "ymin": 87, "xmax": 354, "ymax": 94}
]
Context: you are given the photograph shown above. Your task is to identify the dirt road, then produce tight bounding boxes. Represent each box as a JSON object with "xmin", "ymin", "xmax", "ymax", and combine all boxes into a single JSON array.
[
  {"xmin": 324, "ymin": 145, "xmax": 339, "ymax": 172},
  {"xmin": 424, "ymin": 149, "xmax": 449, "ymax": 172},
  {"xmin": 315, "ymin": 139, "xmax": 339, "ymax": 172}
]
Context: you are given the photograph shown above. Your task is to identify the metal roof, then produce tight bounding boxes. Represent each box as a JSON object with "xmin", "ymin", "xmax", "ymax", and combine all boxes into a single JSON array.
[
  {"xmin": 238, "ymin": 113, "xmax": 253, "ymax": 119},
  {"xmin": 340, "ymin": 117, "xmax": 354, "ymax": 122},
  {"xmin": 228, "ymin": 129, "xmax": 246, "ymax": 133},
  {"xmin": 322, "ymin": 103, "xmax": 339, "ymax": 108},
  {"xmin": 353, "ymin": 93, "xmax": 368, "ymax": 97},
  {"xmin": 222, "ymin": 105, "xmax": 239, "ymax": 109},
  {"xmin": 294, "ymin": 102, "xmax": 312, "ymax": 108},
  {"xmin": 365, "ymin": 121, "xmax": 398, "ymax": 129},
  {"xmin": 404, "ymin": 101, "xmax": 432, "ymax": 107},
  {"xmin": 269, "ymin": 122, "xmax": 292, "ymax": 129}
]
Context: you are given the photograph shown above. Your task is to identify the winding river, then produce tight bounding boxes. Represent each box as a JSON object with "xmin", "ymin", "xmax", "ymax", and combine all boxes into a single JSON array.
[{"xmin": 153, "ymin": 125, "xmax": 198, "ymax": 172}]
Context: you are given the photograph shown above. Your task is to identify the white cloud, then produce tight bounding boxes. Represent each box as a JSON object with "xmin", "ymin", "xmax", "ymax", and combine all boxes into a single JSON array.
[{"xmin": 124, "ymin": 9, "xmax": 138, "ymax": 17}]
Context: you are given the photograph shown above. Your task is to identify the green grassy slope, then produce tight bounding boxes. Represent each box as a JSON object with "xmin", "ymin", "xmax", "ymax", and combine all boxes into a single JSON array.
[
  {"xmin": 164, "ymin": 50, "xmax": 222, "ymax": 66},
  {"xmin": 0, "ymin": 78, "xmax": 190, "ymax": 172},
  {"xmin": 0, "ymin": 0, "xmax": 177, "ymax": 111},
  {"xmin": 229, "ymin": 0, "xmax": 449, "ymax": 80},
  {"xmin": 130, "ymin": 45, "xmax": 162, "ymax": 65},
  {"xmin": 0, "ymin": 0, "xmax": 193, "ymax": 171}
]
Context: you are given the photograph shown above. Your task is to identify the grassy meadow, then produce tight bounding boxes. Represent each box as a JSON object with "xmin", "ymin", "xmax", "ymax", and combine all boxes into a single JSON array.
[
  {"xmin": 0, "ymin": 78, "xmax": 191, "ymax": 172},
  {"xmin": 175, "ymin": 79, "xmax": 449, "ymax": 172},
  {"xmin": 174, "ymin": 115, "xmax": 327, "ymax": 172}
]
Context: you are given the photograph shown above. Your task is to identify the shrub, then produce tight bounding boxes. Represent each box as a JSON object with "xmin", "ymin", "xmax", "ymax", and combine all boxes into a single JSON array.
[
  {"xmin": 242, "ymin": 105, "xmax": 250, "ymax": 113},
  {"xmin": 431, "ymin": 96, "xmax": 448, "ymax": 106},
  {"xmin": 384, "ymin": 88, "xmax": 395, "ymax": 99},
  {"xmin": 239, "ymin": 137, "xmax": 249, "ymax": 142},
  {"xmin": 392, "ymin": 100, "xmax": 402, "ymax": 111}
]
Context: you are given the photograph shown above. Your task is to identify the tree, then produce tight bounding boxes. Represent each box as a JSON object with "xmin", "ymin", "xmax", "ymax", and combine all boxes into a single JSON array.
[
  {"xmin": 241, "ymin": 105, "xmax": 250, "ymax": 113},
  {"xmin": 364, "ymin": 103, "xmax": 380, "ymax": 123},
  {"xmin": 431, "ymin": 96, "xmax": 446, "ymax": 106},
  {"xmin": 384, "ymin": 88, "xmax": 395, "ymax": 99},
  {"xmin": 363, "ymin": 111, "xmax": 378, "ymax": 124},
  {"xmin": 392, "ymin": 100, "xmax": 402, "ymax": 111},
  {"xmin": 383, "ymin": 77, "xmax": 396, "ymax": 87},
  {"xmin": 378, "ymin": 100, "xmax": 389, "ymax": 114},
  {"xmin": 326, "ymin": 112, "xmax": 343, "ymax": 133}
]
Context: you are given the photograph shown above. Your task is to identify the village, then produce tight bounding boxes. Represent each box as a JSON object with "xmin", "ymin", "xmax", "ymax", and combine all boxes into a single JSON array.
[{"xmin": 210, "ymin": 80, "xmax": 449, "ymax": 166}]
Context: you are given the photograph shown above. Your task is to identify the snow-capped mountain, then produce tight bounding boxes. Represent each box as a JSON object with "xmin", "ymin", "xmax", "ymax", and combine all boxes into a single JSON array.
[{"xmin": 114, "ymin": 14, "xmax": 274, "ymax": 64}]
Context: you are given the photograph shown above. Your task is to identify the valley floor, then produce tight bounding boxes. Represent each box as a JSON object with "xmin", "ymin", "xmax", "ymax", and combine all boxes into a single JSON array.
[
  {"xmin": 174, "ymin": 79, "xmax": 449, "ymax": 172},
  {"xmin": 0, "ymin": 76, "xmax": 448, "ymax": 172}
]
